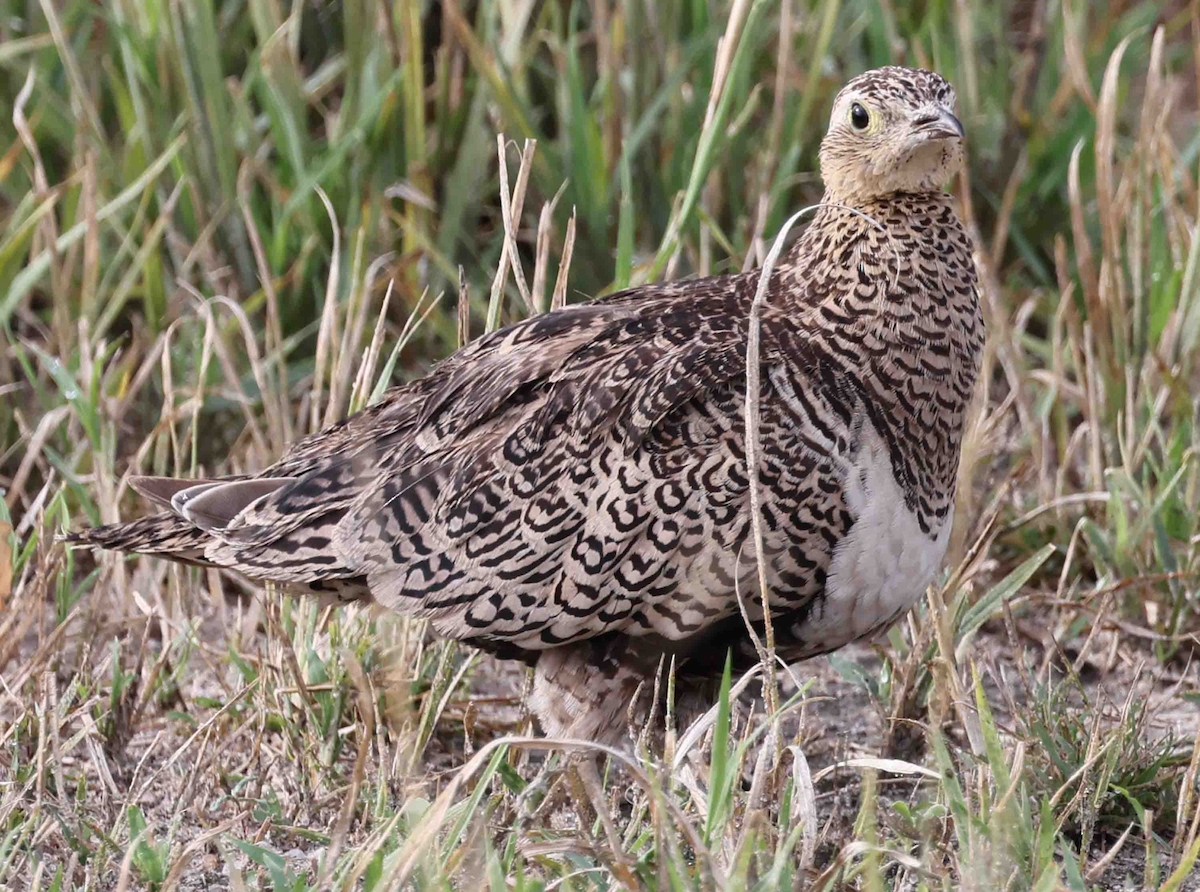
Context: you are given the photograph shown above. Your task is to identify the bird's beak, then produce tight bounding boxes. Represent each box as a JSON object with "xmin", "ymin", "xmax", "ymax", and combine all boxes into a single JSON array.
[{"xmin": 913, "ymin": 108, "xmax": 965, "ymax": 142}]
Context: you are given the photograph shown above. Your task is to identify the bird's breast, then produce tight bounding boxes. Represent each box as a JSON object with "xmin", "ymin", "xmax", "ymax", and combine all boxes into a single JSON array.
[{"xmin": 789, "ymin": 417, "xmax": 952, "ymax": 651}]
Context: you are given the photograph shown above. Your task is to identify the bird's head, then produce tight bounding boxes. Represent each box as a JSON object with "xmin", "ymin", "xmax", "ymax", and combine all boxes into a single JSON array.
[{"xmin": 818, "ymin": 66, "xmax": 964, "ymax": 204}]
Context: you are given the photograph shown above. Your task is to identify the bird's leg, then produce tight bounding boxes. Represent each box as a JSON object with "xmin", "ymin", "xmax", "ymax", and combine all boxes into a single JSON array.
[
  {"xmin": 513, "ymin": 751, "xmax": 568, "ymax": 825},
  {"xmin": 565, "ymin": 754, "xmax": 639, "ymax": 886},
  {"xmin": 566, "ymin": 757, "xmax": 618, "ymax": 847},
  {"xmin": 528, "ymin": 638, "xmax": 651, "ymax": 747}
]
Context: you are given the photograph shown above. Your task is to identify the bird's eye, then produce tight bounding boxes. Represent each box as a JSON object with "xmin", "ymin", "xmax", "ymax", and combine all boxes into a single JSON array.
[{"xmin": 849, "ymin": 102, "xmax": 870, "ymax": 131}]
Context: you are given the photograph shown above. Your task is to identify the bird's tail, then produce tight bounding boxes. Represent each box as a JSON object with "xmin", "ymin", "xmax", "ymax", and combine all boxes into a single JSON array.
[
  {"xmin": 65, "ymin": 476, "xmax": 372, "ymax": 603},
  {"xmin": 63, "ymin": 512, "xmax": 215, "ymax": 566}
]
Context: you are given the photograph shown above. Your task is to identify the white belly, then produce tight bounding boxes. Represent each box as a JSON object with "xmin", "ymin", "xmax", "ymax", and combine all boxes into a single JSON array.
[{"xmin": 800, "ymin": 420, "xmax": 951, "ymax": 647}]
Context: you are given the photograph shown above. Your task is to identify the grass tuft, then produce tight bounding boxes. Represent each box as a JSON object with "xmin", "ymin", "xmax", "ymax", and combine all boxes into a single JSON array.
[{"xmin": 3, "ymin": 0, "xmax": 1200, "ymax": 888}]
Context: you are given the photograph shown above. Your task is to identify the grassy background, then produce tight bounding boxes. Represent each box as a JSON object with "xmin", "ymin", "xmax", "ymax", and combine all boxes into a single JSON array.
[{"xmin": 2, "ymin": 0, "xmax": 1200, "ymax": 888}]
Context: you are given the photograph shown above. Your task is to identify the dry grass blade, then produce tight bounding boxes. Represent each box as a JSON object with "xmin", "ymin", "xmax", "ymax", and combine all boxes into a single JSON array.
[
  {"xmin": 743, "ymin": 205, "xmax": 818, "ymax": 719},
  {"xmin": 787, "ymin": 743, "xmax": 819, "ymax": 873},
  {"xmin": 672, "ymin": 664, "xmax": 763, "ymax": 771},
  {"xmin": 550, "ymin": 208, "xmax": 577, "ymax": 310},
  {"xmin": 313, "ymin": 185, "xmax": 344, "ymax": 429},
  {"xmin": 457, "ymin": 266, "xmax": 470, "ymax": 347},
  {"xmin": 238, "ymin": 162, "xmax": 291, "ymax": 449},
  {"xmin": 496, "ymin": 136, "xmax": 537, "ymax": 315},
  {"xmin": 533, "ymin": 180, "xmax": 569, "ymax": 312},
  {"xmin": 810, "ymin": 757, "xmax": 940, "ymax": 785}
]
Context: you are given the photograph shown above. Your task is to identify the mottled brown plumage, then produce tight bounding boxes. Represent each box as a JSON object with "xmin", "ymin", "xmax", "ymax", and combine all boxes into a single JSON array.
[{"xmin": 72, "ymin": 67, "xmax": 984, "ymax": 744}]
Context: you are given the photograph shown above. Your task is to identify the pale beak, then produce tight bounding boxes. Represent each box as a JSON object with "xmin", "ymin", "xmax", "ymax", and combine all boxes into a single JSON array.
[{"xmin": 912, "ymin": 108, "xmax": 965, "ymax": 142}]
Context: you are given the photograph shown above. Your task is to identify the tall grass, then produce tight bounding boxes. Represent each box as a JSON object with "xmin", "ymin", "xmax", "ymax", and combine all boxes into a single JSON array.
[{"xmin": 2, "ymin": 0, "xmax": 1199, "ymax": 888}]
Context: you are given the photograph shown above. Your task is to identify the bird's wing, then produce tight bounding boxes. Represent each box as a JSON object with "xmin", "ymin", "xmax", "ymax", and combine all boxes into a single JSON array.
[
  {"xmin": 97, "ymin": 270, "xmax": 855, "ymax": 655},
  {"xmin": 72, "ymin": 300, "xmax": 633, "ymax": 567},
  {"xmin": 202, "ymin": 273, "xmax": 760, "ymax": 575},
  {"xmin": 137, "ymin": 299, "xmax": 630, "ymax": 576}
]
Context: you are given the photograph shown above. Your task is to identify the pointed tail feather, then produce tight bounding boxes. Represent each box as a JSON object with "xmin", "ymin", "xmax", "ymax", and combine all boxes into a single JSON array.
[
  {"xmin": 128, "ymin": 476, "xmax": 219, "ymax": 510},
  {"xmin": 64, "ymin": 512, "xmax": 214, "ymax": 565},
  {"xmin": 65, "ymin": 474, "xmax": 373, "ymax": 603},
  {"xmin": 66, "ymin": 474, "xmax": 289, "ymax": 558}
]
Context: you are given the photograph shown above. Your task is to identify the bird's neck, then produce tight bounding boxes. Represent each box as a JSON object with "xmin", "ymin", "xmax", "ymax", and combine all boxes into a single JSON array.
[
  {"xmin": 781, "ymin": 189, "xmax": 965, "ymax": 287},
  {"xmin": 771, "ymin": 187, "xmax": 983, "ymax": 530},
  {"xmin": 771, "ymin": 187, "xmax": 982, "ymax": 386},
  {"xmin": 819, "ymin": 188, "xmax": 956, "ymax": 222}
]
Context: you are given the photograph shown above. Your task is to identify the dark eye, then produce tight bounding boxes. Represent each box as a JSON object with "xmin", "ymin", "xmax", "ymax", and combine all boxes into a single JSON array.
[{"xmin": 849, "ymin": 102, "xmax": 870, "ymax": 130}]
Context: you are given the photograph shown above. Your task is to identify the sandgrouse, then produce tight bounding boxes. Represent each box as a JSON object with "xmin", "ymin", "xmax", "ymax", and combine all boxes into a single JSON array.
[{"xmin": 73, "ymin": 67, "xmax": 984, "ymax": 745}]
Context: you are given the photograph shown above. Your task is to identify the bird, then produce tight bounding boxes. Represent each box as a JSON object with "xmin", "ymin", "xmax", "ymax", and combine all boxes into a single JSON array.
[{"xmin": 71, "ymin": 66, "xmax": 984, "ymax": 746}]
